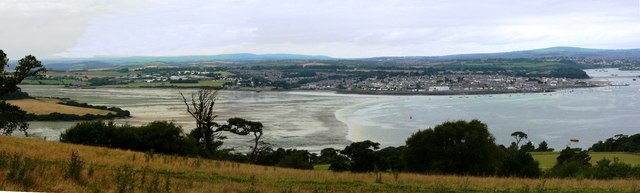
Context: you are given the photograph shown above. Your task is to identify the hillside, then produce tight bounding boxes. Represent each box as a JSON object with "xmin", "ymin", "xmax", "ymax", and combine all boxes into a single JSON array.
[
  {"xmin": 368, "ymin": 47, "xmax": 640, "ymax": 61},
  {"xmin": 41, "ymin": 53, "xmax": 334, "ymax": 70},
  {"xmin": 0, "ymin": 136, "xmax": 639, "ymax": 193}
]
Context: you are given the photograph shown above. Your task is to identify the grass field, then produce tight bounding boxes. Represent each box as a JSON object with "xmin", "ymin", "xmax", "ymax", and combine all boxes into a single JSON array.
[
  {"xmin": 213, "ymin": 70, "xmax": 235, "ymax": 77},
  {"xmin": 6, "ymin": 98, "xmax": 114, "ymax": 116},
  {"xmin": 531, "ymin": 152, "xmax": 640, "ymax": 170},
  {"xmin": 105, "ymin": 80, "xmax": 229, "ymax": 88},
  {"xmin": 0, "ymin": 136, "xmax": 639, "ymax": 193}
]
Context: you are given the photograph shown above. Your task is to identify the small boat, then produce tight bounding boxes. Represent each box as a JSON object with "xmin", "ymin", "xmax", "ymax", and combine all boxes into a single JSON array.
[{"xmin": 255, "ymin": 90, "xmax": 262, "ymax": 93}]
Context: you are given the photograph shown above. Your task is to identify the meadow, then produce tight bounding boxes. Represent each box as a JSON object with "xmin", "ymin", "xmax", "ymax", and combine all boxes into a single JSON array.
[
  {"xmin": 1, "ymin": 136, "xmax": 639, "ymax": 193},
  {"xmin": 6, "ymin": 98, "xmax": 114, "ymax": 116}
]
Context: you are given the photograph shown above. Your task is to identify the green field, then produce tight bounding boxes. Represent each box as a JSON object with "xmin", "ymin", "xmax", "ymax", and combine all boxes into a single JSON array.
[
  {"xmin": 213, "ymin": 70, "xmax": 235, "ymax": 77},
  {"xmin": 531, "ymin": 152, "xmax": 640, "ymax": 170},
  {"xmin": 106, "ymin": 80, "xmax": 229, "ymax": 88}
]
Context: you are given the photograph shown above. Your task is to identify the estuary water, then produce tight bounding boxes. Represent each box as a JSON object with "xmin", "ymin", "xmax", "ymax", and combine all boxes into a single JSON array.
[{"xmin": 21, "ymin": 68, "xmax": 640, "ymax": 151}]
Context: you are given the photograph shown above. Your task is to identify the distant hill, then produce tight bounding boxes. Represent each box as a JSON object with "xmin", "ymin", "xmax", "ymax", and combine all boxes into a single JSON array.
[
  {"xmin": 42, "ymin": 53, "xmax": 334, "ymax": 70},
  {"xmin": 38, "ymin": 47, "xmax": 640, "ymax": 70},
  {"xmin": 368, "ymin": 47, "xmax": 640, "ymax": 61}
]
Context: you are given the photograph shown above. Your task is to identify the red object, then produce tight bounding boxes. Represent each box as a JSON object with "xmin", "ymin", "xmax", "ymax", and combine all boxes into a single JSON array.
[{"xmin": 570, "ymin": 138, "xmax": 579, "ymax": 142}]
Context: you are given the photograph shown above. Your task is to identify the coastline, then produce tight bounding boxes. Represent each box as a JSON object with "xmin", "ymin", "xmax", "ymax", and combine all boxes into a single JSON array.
[{"xmin": 330, "ymin": 85, "xmax": 601, "ymax": 96}]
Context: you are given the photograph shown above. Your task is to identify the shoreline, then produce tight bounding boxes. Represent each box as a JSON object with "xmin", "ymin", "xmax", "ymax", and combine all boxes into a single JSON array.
[{"xmin": 329, "ymin": 85, "xmax": 601, "ymax": 96}]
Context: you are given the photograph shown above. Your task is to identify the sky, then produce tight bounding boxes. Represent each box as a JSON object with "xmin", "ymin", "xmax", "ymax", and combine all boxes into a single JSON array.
[{"xmin": 1, "ymin": 0, "xmax": 639, "ymax": 59}]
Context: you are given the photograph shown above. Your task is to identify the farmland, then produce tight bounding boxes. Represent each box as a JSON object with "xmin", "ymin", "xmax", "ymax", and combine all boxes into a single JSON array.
[
  {"xmin": 5, "ymin": 98, "xmax": 114, "ymax": 116},
  {"xmin": 0, "ymin": 136, "xmax": 639, "ymax": 193}
]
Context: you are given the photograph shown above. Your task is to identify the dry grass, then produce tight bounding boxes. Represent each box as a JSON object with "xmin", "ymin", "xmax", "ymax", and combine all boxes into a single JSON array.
[
  {"xmin": 6, "ymin": 98, "xmax": 114, "ymax": 116},
  {"xmin": 0, "ymin": 136, "xmax": 639, "ymax": 193}
]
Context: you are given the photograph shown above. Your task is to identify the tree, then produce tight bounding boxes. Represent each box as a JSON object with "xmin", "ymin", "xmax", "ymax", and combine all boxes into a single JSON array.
[
  {"xmin": 340, "ymin": 140, "xmax": 381, "ymax": 172},
  {"xmin": 180, "ymin": 89, "xmax": 224, "ymax": 157},
  {"xmin": 498, "ymin": 146, "xmax": 540, "ymax": 178},
  {"xmin": 221, "ymin": 117, "xmax": 269, "ymax": 163},
  {"xmin": 0, "ymin": 50, "xmax": 46, "ymax": 136},
  {"xmin": 535, "ymin": 140, "xmax": 554, "ymax": 152},
  {"xmin": 402, "ymin": 120, "xmax": 501, "ymax": 175},
  {"xmin": 520, "ymin": 141, "xmax": 535, "ymax": 152},
  {"xmin": 276, "ymin": 150, "xmax": 314, "ymax": 170},
  {"xmin": 590, "ymin": 134, "xmax": 640, "ymax": 152},
  {"xmin": 548, "ymin": 147, "xmax": 592, "ymax": 178},
  {"xmin": 511, "ymin": 131, "xmax": 528, "ymax": 147}
]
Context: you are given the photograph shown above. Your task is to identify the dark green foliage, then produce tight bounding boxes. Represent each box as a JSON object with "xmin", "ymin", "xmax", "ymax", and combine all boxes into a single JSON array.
[
  {"xmin": 341, "ymin": 140, "xmax": 381, "ymax": 172},
  {"xmin": 221, "ymin": 118, "xmax": 266, "ymax": 163},
  {"xmin": 535, "ymin": 141, "xmax": 554, "ymax": 152},
  {"xmin": 590, "ymin": 158, "xmax": 636, "ymax": 179},
  {"xmin": 60, "ymin": 120, "xmax": 198, "ymax": 156},
  {"xmin": 0, "ymin": 51, "xmax": 47, "ymax": 96},
  {"xmin": 0, "ymin": 50, "xmax": 46, "ymax": 136},
  {"xmin": 0, "ymin": 101, "xmax": 29, "ymax": 136},
  {"xmin": 498, "ymin": 147, "xmax": 541, "ymax": 178},
  {"xmin": 0, "ymin": 91, "xmax": 31, "ymax": 100},
  {"xmin": 317, "ymin": 148, "xmax": 341, "ymax": 164},
  {"xmin": 6, "ymin": 154, "xmax": 35, "ymax": 188},
  {"xmin": 547, "ymin": 147, "xmax": 592, "ymax": 178},
  {"xmin": 328, "ymin": 155, "xmax": 351, "ymax": 172},
  {"xmin": 374, "ymin": 146, "xmax": 405, "ymax": 171},
  {"xmin": 511, "ymin": 131, "xmax": 528, "ymax": 147},
  {"xmin": 402, "ymin": 120, "xmax": 501, "ymax": 176},
  {"xmin": 318, "ymin": 148, "xmax": 351, "ymax": 172},
  {"xmin": 590, "ymin": 134, "xmax": 640, "ymax": 152},
  {"xmin": 275, "ymin": 150, "xmax": 313, "ymax": 170},
  {"xmin": 256, "ymin": 148, "xmax": 314, "ymax": 170},
  {"xmin": 115, "ymin": 165, "xmax": 136, "ymax": 193},
  {"xmin": 65, "ymin": 150, "xmax": 84, "ymax": 182},
  {"xmin": 520, "ymin": 141, "xmax": 535, "ymax": 152}
]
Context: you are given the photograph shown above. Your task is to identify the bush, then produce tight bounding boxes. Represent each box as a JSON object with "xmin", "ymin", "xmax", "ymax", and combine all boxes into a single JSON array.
[
  {"xmin": 65, "ymin": 150, "xmax": 84, "ymax": 182},
  {"xmin": 402, "ymin": 120, "xmax": 501, "ymax": 176},
  {"xmin": 547, "ymin": 147, "xmax": 591, "ymax": 178},
  {"xmin": 61, "ymin": 120, "xmax": 199, "ymax": 156}
]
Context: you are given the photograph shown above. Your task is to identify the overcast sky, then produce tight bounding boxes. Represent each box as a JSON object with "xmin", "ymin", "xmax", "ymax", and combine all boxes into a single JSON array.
[{"xmin": 1, "ymin": 0, "xmax": 639, "ymax": 59}]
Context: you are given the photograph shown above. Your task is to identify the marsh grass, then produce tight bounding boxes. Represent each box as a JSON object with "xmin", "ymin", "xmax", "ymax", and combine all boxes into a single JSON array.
[{"xmin": 1, "ymin": 136, "xmax": 640, "ymax": 192}]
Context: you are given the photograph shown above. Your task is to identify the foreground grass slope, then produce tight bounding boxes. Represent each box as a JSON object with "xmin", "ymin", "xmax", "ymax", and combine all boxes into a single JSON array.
[
  {"xmin": 6, "ymin": 98, "xmax": 114, "ymax": 115},
  {"xmin": 1, "ymin": 136, "xmax": 640, "ymax": 193}
]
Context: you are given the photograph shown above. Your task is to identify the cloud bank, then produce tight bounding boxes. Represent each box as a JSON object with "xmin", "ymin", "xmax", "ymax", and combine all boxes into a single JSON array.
[{"xmin": 1, "ymin": 0, "xmax": 639, "ymax": 58}]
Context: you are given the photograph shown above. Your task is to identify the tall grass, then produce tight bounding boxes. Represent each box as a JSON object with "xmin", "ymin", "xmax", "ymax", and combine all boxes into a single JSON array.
[{"xmin": 0, "ymin": 136, "xmax": 639, "ymax": 192}]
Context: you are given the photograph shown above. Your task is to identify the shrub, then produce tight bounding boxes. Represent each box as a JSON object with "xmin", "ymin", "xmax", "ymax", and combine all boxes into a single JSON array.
[{"xmin": 64, "ymin": 150, "xmax": 84, "ymax": 182}]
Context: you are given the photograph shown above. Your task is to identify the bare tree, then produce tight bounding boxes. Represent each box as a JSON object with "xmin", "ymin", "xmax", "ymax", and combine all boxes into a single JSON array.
[{"xmin": 180, "ymin": 89, "xmax": 225, "ymax": 155}]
